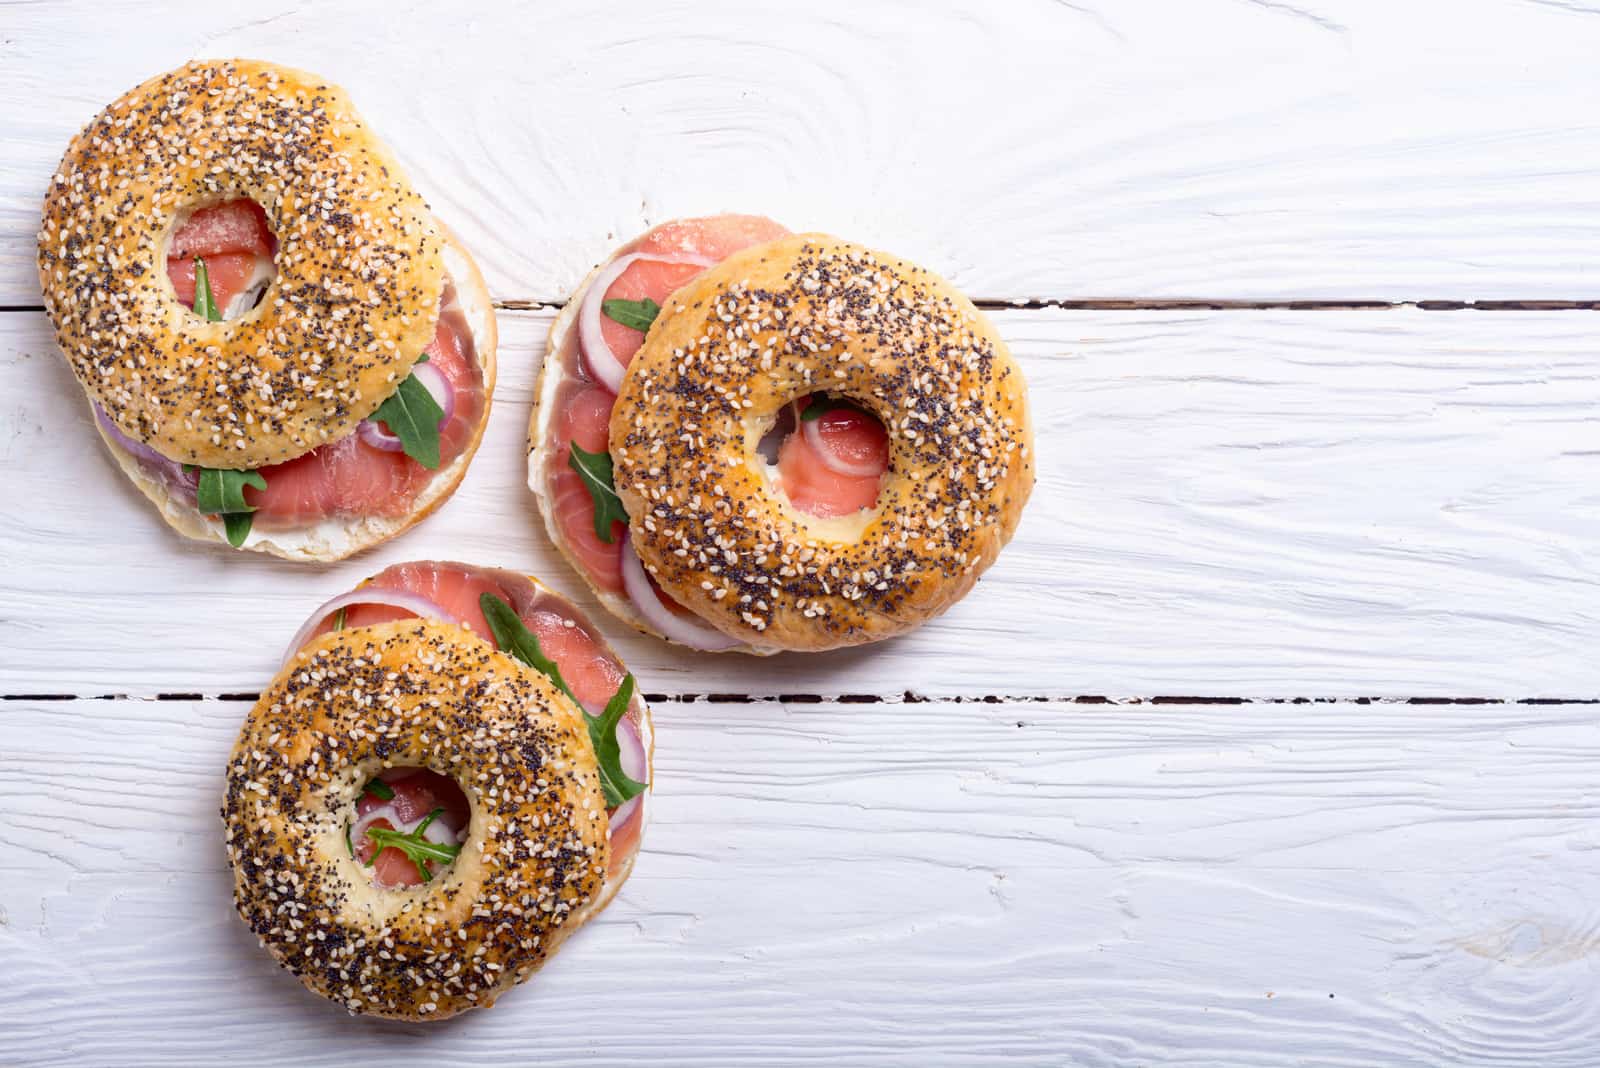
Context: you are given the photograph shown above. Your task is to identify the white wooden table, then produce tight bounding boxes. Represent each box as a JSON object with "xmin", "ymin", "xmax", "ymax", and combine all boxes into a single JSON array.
[{"xmin": 3, "ymin": 2, "xmax": 1598, "ymax": 1064}]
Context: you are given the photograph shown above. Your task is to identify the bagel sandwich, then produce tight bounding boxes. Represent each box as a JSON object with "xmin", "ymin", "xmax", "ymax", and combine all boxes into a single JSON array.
[
  {"xmin": 38, "ymin": 59, "xmax": 497, "ymax": 561},
  {"xmin": 528, "ymin": 217, "xmax": 1034, "ymax": 653},
  {"xmin": 225, "ymin": 560, "xmax": 653, "ymax": 1019}
]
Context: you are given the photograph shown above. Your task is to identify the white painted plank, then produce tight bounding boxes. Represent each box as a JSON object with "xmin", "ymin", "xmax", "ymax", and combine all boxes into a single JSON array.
[
  {"xmin": 2, "ymin": 308, "xmax": 1596, "ymax": 698},
  {"xmin": 4, "ymin": 696, "xmax": 1599, "ymax": 1065},
  {"xmin": 5, "ymin": 0, "xmax": 1600, "ymax": 303}
]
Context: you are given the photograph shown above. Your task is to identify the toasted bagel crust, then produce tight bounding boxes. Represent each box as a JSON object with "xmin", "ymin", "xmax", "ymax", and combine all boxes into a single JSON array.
[
  {"xmin": 92, "ymin": 225, "xmax": 496, "ymax": 561},
  {"xmin": 223, "ymin": 619, "xmax": 609, "ymax": 1021},
  {"xmin": 39, "ymin": 59, "xmax": 445, "ymax": 469},
  {"xmin": 333, "ymin": 562, "xmax": 655, "ymax": 915},
  {"xmin": 611, "ymin": 235, "xmax": 1034, "ymax": 651}
]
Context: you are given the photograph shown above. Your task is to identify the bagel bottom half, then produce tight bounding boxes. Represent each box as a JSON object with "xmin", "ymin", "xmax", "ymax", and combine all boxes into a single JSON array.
[
  {"xmin": 93, "ymin": 222, "xmax": 497, "ymax": 562},
  {"xmin": 224, "ymin": 618, "xmax": 618, "ymax": 1020},
  {"xmin": 528, "ymin": 252, "xmax": 774, "ymax": 655}
]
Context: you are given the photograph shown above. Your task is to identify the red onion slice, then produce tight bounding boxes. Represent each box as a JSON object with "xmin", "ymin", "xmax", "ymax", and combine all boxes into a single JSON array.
[
  {"xmin": 221, "ymin": 255, "xmax": 275, "ymax": 319},
  {"xmin": 607, "ymin": 712, "xmax": 650, "ymax": 829},
  {"xmin": 421, "ymin": 816, "xmax": 466, "ymax": 847},
  {"xmin": 800, "ymin": 403, "xmax": 888, "ymax": 479},
  {"xmin": 93, "ymin": 404, "xmax": 197, "ymax": 497},
  {"xmin": 411, "ymin": 361, "xmax": 455, "ymax": 423},
  {"xmin": 609, "ymin": 795, "xmax": 644, "ymax": 842},
  {"xmin": 356, "ymin": 359, "xmax": 456, "ymax": 452},
  {"xmin": 351, "ymin": 802, "xmax": 404, "ymax": 859},
  {"xmin": 617, "ymin": 709, "xmax": 648, "ymax": 783},
  {"xmin": 578, "ymin": 252, "xmax": 717, "ymax": 392},
  {"xmin": 620, "ymin": 534, "xmax": 740, "ymax": 652},
  {"xmin": 94, "ymin": 405, "xmax": 175, "ymax": 468},
  {"xmin": 357, "ymin": 419, "xmax": 405, "ymax": 452},
  {"xmin": 281, "ymin": 589, "xmax": 465, "ymax": 667}
]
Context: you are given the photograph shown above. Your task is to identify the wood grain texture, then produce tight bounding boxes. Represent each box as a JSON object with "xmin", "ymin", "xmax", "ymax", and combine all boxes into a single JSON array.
[
  {"xmin": 2, "ymin": 308, "xmax": 1596, "ymax": 699},
  {"xmin": 5, "ymin": 0, "xmax": 1600, "ymax": 304},
  {"xmin": 4, "ymin": 696, "xmax": 1599, "ymax": 1066}
]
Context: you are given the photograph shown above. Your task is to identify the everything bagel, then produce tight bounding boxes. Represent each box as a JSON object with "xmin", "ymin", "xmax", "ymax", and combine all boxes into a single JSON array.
[
  {"xmin": 609, "ymin": 235, "xmax": 1034, "ymax": 651},
  {"xmin": 223, "ymin": 618, "xmax": 611, "ymax": 1020},
  {"xmin": 39, "ymin": 59, "xmax": 497, "ymax": 560},
  {"xmin": 39, "ymin": 59, "xmax": 445, "ymax": 471}
]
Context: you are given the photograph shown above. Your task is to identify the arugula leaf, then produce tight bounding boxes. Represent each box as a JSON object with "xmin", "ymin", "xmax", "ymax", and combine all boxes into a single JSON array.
[
  {"xmin": 193, "ymin": 257, "xmax": 221, "ymax": 322},
  {"xmin": 331, "ymin": 606, "xmax": 347, "ymax": 632},
  {"xmin": 364, "ymin": 807, "xmax": 459, "ymax": 883},
  {"xmin": 601, "ymin": 296, "xmax": 661, "ymax": 333},
  {"xmin": 480, "ymin": 593, "xmax": 646, "ymax": 807},
  {"xmin": 195, "ymin": 467, "xmax": 267, "ymax": 547},
  {"xmin": 195, "ymin": 468, "xmax": 266, "ymax": 514},
  {"xmin": 567, "ymin": 441, "xmax": 628, "ymax": 544},
  {"xmin": 221, "ymin": 513, "xmax": 252, "ymax": 547},
  {"xmin": 362, "ymin": 778, "xmax": 394, "ymax": 801},
  {"xmin": 799, "ymin": 394, "xmax": 830, "ymax": 421},
  {"xmin": 480, "ymin": 594, "xmax": 578, "ymax": 705},
  {"xmin": 370, "ymin": 372, "xmax": 445, "ymax": 469},
  {"xmin": 588, "ymin": 674, "xmax": 646, "ymax": 807}
]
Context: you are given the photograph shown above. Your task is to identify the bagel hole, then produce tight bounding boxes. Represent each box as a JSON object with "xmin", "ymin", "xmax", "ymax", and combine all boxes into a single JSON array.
[
  {"xmin": 348, "ymin": 767, "xmax": 470, "ymax": 890},
  {"xmin": 765, "ymin": 392, "xmax": 891, "ymax": 520},
  {"xmin": 165, "ymin": 197, "xmax": 278, "ymax": 322}
]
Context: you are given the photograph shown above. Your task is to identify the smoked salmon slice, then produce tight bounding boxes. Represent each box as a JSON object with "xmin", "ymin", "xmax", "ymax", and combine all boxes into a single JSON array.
[
  {"xmin": 165, "ymin": 199, "xmax": 275, "ymax": 310},
  {"xmin": 548, "ymin": 385, "xmax": 626, "ymax": 591},
  {"xmin": 320, "ymin": 562, "xmax": 633, "ymax": 723},
  {"xmin": 550, "ymin": 215, "xmax": 789, "ymax": 594},
  {"xmin": 776, "ymin": 431, "xmax": 883, "ymax": 517},
  {"xmin": 775, "ymin": 401, "xmax": 889, "ymax": 518},
  {"xmin": 339, "ymin": 560, "xmax": 511, "ymax": 641},
  {"xmin": 596, "ymin": 214, "xmax": 791, "ymax": 367},
  {"xmin": 241, "ymin": 303, "xmax": 484, "ymax": 528}
]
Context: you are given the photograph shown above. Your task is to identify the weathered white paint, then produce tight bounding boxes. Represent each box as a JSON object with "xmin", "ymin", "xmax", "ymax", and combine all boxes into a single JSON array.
[
  {"xmin": 6, "ymin": 2, "xmax": 1600, "ymax": 1062},
  {"xmin": 4, "ymin": 697, "xmax": 1599, "ymax": 1066},
  {"xmin": 2, "ymin": 308, "xmax": 1595, "ymax": 698},
  {"xmin": 5, "ymin": 0, "xmax": 1600, "ymax": 303}
]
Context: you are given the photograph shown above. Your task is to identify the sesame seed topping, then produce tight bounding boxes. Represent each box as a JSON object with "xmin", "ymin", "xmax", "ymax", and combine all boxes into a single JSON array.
[
  {"xmin": 611, "ymin": 236, "xmax": 1034, "ymax": 649},
  {"xmin": 39, "ymin": 60, "xmax": 445, "ymax": 470},
  {"xmin": 221, "ymin": 619, "xmax": 608, "ymax": 1020}
]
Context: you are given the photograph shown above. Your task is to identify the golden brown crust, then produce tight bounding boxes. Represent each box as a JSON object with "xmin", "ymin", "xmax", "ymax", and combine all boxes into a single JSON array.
[
  {"xmin": 611, "ymin": 234, "xmax": 1034, "ymax": 651},
  {"xmin": 223, "ymin": 619, "xmax": 608, "ymax": 1020},
  {"xmin": 339, "ymin": 561, "xmax": 655, "ymax": 915},
  {"xmin": 91, "ymin": 223, "xmax": 496, "ymax": 562},
  {"xmin": 39, "ymin": 59, "xmax": 444, "ymax": 470}
]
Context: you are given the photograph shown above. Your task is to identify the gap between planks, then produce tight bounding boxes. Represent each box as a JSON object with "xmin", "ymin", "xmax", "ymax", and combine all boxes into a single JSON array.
[
  {"xmin": 4, "ymin": 299, "xmax": 1600, "ymax": 316},
  {"xmin": 4, "ymin": 692, "xmax": 1596, "ymax": 706}
]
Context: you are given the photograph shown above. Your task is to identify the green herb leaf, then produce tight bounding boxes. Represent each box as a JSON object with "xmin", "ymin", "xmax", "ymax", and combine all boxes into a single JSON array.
[
  {"xmin": 799, "ymin": 394, "xmax": 830, "ymax": 422},
  {"xmin": 588, "ymin": 674, "xmax": 646, "ymax": 807},
  {"xmin": 480, "ymin": 594, "xmax": 578, "ymax": 705},
  {"xmin": 567, "ymin": 441, "xmax": 628, "ymax": 544},
  {"xmin": 331, "ymin": 606, "xmax": 347, "ymax": 632},
  {"xmin": 221, "ymin": 513, "xmax": 252, "ymax": 548},
  {"xmin": 479, "ymin": 593, "xmax": 646, "ymax": 808},
  {"xmin": 193, "ymin": 257, "xmax": 221, "ymax": 322},
  {"xmin": 601, "ymin": 296, "xmax": 661, "ymax": 333},
  {"xmin": 195, "ymin": 468, "xmax": 266, "ymax": 514},
  {"xmin": 364, "ymin": 808, "xmax": 461, "ymax": 884},
  {"xmin": 363, "ymin": 778, "xmax": 395, "ymax": 801},
  {"xmin": 195, "ymin": 467, "xmax": 267, "ymax": 547},
  {"xmin": 370, "ymin": 373, "xmax": 445, "ymax": 469}
]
